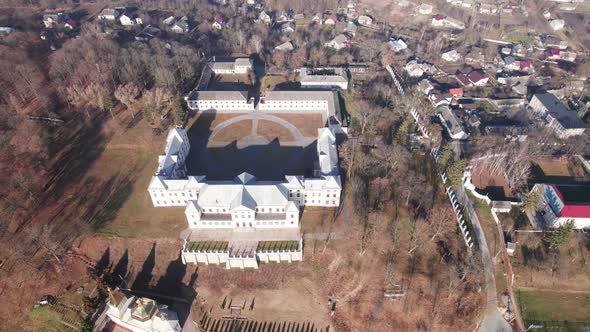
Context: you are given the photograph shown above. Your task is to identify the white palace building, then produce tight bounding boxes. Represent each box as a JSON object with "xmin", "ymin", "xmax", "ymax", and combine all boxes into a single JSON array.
[{"xmin": 147, "ymin": 59, "xmax": 344, "ymax": 269}]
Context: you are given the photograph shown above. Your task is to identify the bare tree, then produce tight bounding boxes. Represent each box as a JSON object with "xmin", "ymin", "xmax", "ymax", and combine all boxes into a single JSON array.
[{"xmin": 114, "ymin": 84, "xmax": 141, "ymax": 118}]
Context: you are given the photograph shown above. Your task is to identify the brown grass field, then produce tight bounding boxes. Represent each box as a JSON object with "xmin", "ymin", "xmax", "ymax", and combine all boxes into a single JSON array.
[
  {"xmin": 257, "ymin": 119, "xmax": 295, "ymax": 141},
  {"xmin": 271, "ymin": 113, "xmax": 324, "ymax": 138},
  {"xmin": 212, "ymin": 120, "xmax": 252, "ymax": 141}
]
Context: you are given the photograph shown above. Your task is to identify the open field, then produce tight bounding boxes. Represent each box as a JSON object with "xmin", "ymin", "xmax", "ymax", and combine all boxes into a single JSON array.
[
  {"xmin": 257, "ymin": 119, "xmax": 295, "ymax": 141},
  {"xmin": 185, "ymin": 112, "xmax": 323, "ymax": 180},
  {"xmin": 88, "ymin": 121, "xmax": 186, "ymax": 239},
  {"xmin": 187, "ymin": 113, "xmax": 243, "ymax": 139},
  {"xmin": 212, "ymin": 120, "xmax": 253, "ymax": 141},
  {"xmin": 531, "ymin": 156, "xmax": 588, "ymax": 182},
  {"xmin": 517, "ymin": 288, "xmax": 590, "ymax": 322},
  {"xmin": 271, "ymin": 113, "xmax": 325, "ymax": 137},
  {"xmin": 471, "ymin": 165, "xmax": 516, "ymax": 200}
]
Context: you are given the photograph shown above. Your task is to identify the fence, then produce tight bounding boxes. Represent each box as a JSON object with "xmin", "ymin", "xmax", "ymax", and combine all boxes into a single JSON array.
[{"xmin": 431, "ymin": 147, "xmax": 474, "ymax": 248}]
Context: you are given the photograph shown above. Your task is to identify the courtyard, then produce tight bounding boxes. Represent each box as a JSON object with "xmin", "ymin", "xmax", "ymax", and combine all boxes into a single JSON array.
[{"xmin": 185, "ymin": 112, "xmax": 324, "ymax": 181}]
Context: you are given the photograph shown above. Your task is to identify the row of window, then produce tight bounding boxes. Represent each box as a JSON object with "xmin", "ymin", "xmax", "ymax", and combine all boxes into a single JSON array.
[
  {"xmin": 192, "ymin": 221, "xmax": 294, "ymax": 226},
  {"xmin": 305, "ymin": 200, "xmax": 338, "ymax": 205}
]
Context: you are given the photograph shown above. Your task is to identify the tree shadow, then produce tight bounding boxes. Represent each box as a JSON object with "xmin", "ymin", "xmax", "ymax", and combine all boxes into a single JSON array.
[
  {"xmin": 132, "ymin": 242, "xmax": 156, "ymax": 291},
  {"xmin": 107, "ymin": 249, "xmax": 129, "ymax": 288},
  {"xmin": 95, "ymin": 247, "xmax": 110, "ymax": 277}
]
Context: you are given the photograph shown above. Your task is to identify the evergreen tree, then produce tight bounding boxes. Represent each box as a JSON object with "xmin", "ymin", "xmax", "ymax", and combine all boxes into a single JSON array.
[
  {"xmin": 544, "ymin": 221, "xmax": 574, "ymax": 249},
  {"xmin": 447, "ymin": 159, "xmax": 465, "ymax": 187}
]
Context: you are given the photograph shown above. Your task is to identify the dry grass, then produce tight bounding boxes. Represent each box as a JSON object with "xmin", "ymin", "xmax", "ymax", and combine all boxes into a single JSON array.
[
  {"xmin": 270, "ymin": 114, "xmax": 324, "ymax": 138},
  {"xmin": 518, "ymin": 288, "xmax": 590, "ymax": 322},
  {"xmin": 212, "ymin": 120, "xmax": 252, "ymax": 141},
  {"xmin": 257, "ymin": 119, "xmax": 295, "ymax": 141}
]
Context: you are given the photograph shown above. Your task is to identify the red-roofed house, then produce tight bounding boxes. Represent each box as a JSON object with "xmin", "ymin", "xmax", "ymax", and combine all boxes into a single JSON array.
[
  {"xmin": 324, "ymin": 15, "xmax": 337, "ymax": 26},
  {"xmin": 466, "ymin": 70, "xmax": 489, "ymax": 86},
  {"xmin": 449, "ymin": 87, "xmax": 463, "ymax": 97},
  {"xmin": 535, "ymin": 183, "xmax": 590, "ymax": 229},
  {"xmin": 546, "ymin": 48, "xmax": 561, "ymax": 60},
  {"xmin": 519, "ymin": 60, "xmax": 532, "ymax": 71},
  {"xmin": 212, "ymin": 16, "xmax": 224, "ymax": 29}
]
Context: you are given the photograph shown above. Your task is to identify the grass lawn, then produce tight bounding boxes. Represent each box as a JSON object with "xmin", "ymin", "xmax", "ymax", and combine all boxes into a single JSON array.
[
  {"xmin": 93, "ymin": 148, "xmax": 186, "ymax": 238},
  {"xmin": 86, "ymin": 122, "xmax": 186, "ymax": 239},
  {"xmin": 300, "ymin": 207, "xmax": 336, "ymax": 233},
  {"xmin": 518, "ymin": 288, "xmax": 590, "ymax": 322},
  {"xmin": 11, "ymin": 306, "xmax": 67, "ymax": 332},
  {"xmin": 260, "ymin": 74, "xmax": 288, "ymax": 92}
]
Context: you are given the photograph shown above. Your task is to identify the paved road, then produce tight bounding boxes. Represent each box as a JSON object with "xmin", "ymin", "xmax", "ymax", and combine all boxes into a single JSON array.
[{"xmin": 455, "ymin": 188, "xmax": 513, "ymax": 332}]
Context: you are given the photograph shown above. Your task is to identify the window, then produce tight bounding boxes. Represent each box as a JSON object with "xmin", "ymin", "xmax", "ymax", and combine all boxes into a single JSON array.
[
  {"xmin": 297, "ymin": 193, "xmax": 300, "ymax": 197},
  {"xmin": 334, "ymin": 194, "xmax": 337, "ymax": 197},
  {"xmin": 156, "ymin": 201, "xmax": 160, "ymax": 205}
]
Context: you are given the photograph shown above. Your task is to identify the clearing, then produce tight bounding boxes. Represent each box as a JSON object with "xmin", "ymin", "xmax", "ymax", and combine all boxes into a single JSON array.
[{"xmin": 517, "ymin": 288, "xmax": 590, "ymax": 322}]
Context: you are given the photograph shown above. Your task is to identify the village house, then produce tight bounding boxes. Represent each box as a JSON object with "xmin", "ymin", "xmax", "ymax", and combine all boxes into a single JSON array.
[
  {"xmin": 479, "ymin": 3, "xmax": 498, "ymax": 14},
  {"xmin": 98, "ymin": 8, "xmax": 120, "ymax": 21},
  {"xmin": 172, "ymin": 16, "xmax": 190, "ymax": 33},
  {"xmin": 43, "ymin": 13, "xmax": 68, "ymax": 28},
  {"xmin": 275, "ymin": 40, "xmax": 294, "ymax": 52},
  {"xmin": 323, "ymin": 14, "xmax": 337, "ymax": 26},
  {"xmin": 549, "ymin": 19, "xmax": 565, "ymax": 31},
  {"xmin": 357, "ymin": 15, "xmax": 373, "ymax": 26},
  {"xmin": 120, "ymin": 13, "xmax": 142, "ymax": 26},
  {"xmin": 441, "ymin": 49, "xmax": 461, "ymax": 62},
  {"xmin": 212, "ymin": 16, "xmax": 224, "ymax": 30},
  {"xmin": 417, "ymin": 79, "xmax": 435, "ymax": 95},
  {"xmin": 528, "ymin": 92, "xmax": 586, "ymax": 138},
  {"xmin": 533, "ymin": 184, "xmax": 590, "ymax": 229},
  {"xmin": 436, "ymin": 105, "xmax": 469, "ymax": 140},
  {"xmin": 299, "ymin": 67, "xmax": 348, "ymax": 90},
  {"xmin": 546, "ymin": 48, "xmax": 577, "ymax": 62},
  {"xmin": 431, "ymin": 15, "xmax": 465, "ymax": 30},
  {"xmin": 311, "ymin": 13, "xmax": 323, "ymax": 24},
  {"xmin": 162, "ymin": 16, "xmax": 175, "ymax": 26},
  {"xmin": 388, "ymin": 39, "xmax": 408, "ymax": 52},
  {"xmin": 325, "ymin": 34, "xmax": 349, "ymax": 50},
  {"xmin": 418, "ymin": 3, "xmax": 433, "ymax": 15},
  {"xmin": 257, "ymin": 11, "xmax": 272, "ymax": 25},
  {"xmin": 0, "ymin": 27, "xmax": 15, "ymax": 34},
  {"xmin": 456, "ymin": 70, "xmax": 489, "ymax": 87},
  {"xmin": 281, "ymin": 22, "xmax": 295, "ymax": 33}
]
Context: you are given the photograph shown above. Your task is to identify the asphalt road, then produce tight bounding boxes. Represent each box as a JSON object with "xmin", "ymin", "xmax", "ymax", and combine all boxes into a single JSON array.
[{"xmin": 455, "ymin": 188, "xmax": 513, "ymax": 332}]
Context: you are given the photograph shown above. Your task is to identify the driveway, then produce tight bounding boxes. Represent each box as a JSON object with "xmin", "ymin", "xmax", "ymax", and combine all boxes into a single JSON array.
[{"xmin": 455, "ymin": 188, "xmax": 513, "ymax": 332}]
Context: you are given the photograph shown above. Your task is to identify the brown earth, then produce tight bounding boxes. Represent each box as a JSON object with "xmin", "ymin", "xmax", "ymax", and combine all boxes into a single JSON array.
[{"xmin": 257, "ymin": 120, "xmax": 295, "ymax": 142}]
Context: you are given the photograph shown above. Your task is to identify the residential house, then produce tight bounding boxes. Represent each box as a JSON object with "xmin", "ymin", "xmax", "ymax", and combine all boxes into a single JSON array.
[
  {"xmin": 388, "ymin": 39, "xmax": 408, "ymax": 52},
  {"xmin": 405, "ymin": 60, "xmax": 424, "ymax": 77},
  {"xmin": 281, "ymin": 22, "xmax": 295, "ymax": 33},
  {"xmin": 275, "ymin": 40, "xmax": 294, "ymax": 52},
  {"xmin": 311, "ymin": 13, "xmax": 323, "ymax": 24},
  {"xmin": 431, "ymin": 15, "xmax": 465, "ymax": 30},
  {"xmin": 479, "ymin": 3, "xmax": 497, "ymax": 14},
  {"xmin": 357, "ymin": 15, "xmax": 373, "ymax": 26},
  {"xmin": 533, "ymin": 183, "xmax": 590, "ymax": 229},
  {"xmin": 162, "ymin": 16, "xmax": 175, "ymax": 26},
  {"xmin": 441, "ymin": 49, "xmax": 461, "ymax": 62},
  {"xmin": 456, "ymin": 70, "xmax": 489, "ymax": 86},
  {"xmin": 257, "ymin": 11, "xmax": 272, "ymax": 25},
  {"xmin": 208, "ymin": 58, "xmax": 252, "ymax": 75},
  {"xmin": 0, "ymin": 27, "xmax": 15, "ymax": 34},
  {"xmin": 436, "ymin": 105, "xmax": 469, "ymax": 140},
  {"xmin": 529, "ymin": 92, "xmax": 586, "ymax": 138},
  {"xmin": 120, "ymin": 13, "xmax": 142, "ymax": 26},
  {"xmin": 417, "ymin": 79, "xmax": 434, "ymax": 94},
  {"xmin": 449, "ymin": 87, "xmax": 463, "ymax": 97},
  {"xmin": 299, "ymin": 67, "xmax": 348, "ymax": 90},
  {"xmin": 98, "ymin": 8, "xmax": 120, "ymax": 21},
  {"xmin": 549, "ymin": 19, "xmax": 565, "ymax": 31},
  {"xmin": 172, "ymin": 16, "xmax": 190, "ymax": 33},
  {"xmin": 418, "ymin": 3, "xmax": 433, "ymax": 15},
  {"xmin": 546, "ymin": 48, "xmax": 577, "ymax": 62},
  {"xmin": 63, "ymin": 19, "xmax": 77, "ymax": 30},
  {"xmin": 43, "ymin": 13, "xmax": 68, "ymax": 28},
  {"xmin": 212, "ymin": 16, "xmax": 224, "ymax": 30},
  {"xmin": 324, "ymin": 34, "xmax": 349, "ymax": 50},
  {"xmin": 276, "ymin": 11, "xmax": 293, "ymax": 23},
  {"xmin": 135, "ymin": 26, "xmax": 161, "ymax": 42},
  {"xmin": 324, "ymin": 14, "xmax": 337, "ymax": 26}
]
